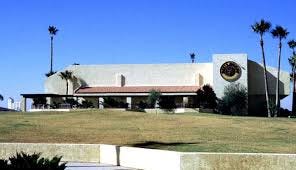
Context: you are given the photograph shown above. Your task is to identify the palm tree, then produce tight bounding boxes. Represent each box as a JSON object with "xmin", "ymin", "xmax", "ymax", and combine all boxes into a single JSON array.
[
  {"xmin": 271, "ymin": 26, "xmax": 289, "ymax": 117},
  {"xmin": 59, "ymin": 70, "xmax": 73, "ymax": 95},
  {"xmin": 288, "ymin": 40, "xmax": 296, "ymax": 55},
  {"xmin": 288, "ymin": 40, "xmax": 296, "ymax": 115},
  {"xmin": 190, "ymin": 53, "xmax": 196, "ymax": 63},
  {"xmin": 0, "ymin": 94, "xmax": 3, "ymax": 101},
  {"xmin": 48, "ymin": 26, "xmax": 59, "ymax": 76},
  {"xmin": 251, "ymin": 19, "xmax": 272, "ymax": 117}
]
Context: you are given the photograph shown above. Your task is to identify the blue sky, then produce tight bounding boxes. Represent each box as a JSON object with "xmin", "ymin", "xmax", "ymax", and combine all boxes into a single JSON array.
[{"xmin": 0, "ymin": 0, "xmax": 295, "ymax": 109}]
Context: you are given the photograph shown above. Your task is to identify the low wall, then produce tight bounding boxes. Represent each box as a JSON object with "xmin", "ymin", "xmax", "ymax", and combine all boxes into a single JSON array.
[
  {"xmin": 1, "ymin": 143, "xmax": 296, "ymax": 169},
  {"xmin": 29, "ymin": 109, "xmax": 71, "ymax": 112},
  {"xmin": 144, "ymin": 108, "xmax": 201, "ymax": 114},
  {"xmin": 100, "ymin": 144, "xmax": 296, "ymax": 170},
  {"xmin": 100, "ymin": 144, "xmax": 181, "ymax": 170},
  {"xmin": 0, "ymin": 143, "xmax": 100, "ymax": 162},
  {"xmin": 180, "ymin": 152, "xmax": 296, "ymax": 170}
]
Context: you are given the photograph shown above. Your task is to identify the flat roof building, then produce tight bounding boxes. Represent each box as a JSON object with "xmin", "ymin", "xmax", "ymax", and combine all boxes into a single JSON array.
[{"xmin": 21, "ymin": 53, "xmax": 290, "ymax": 115}]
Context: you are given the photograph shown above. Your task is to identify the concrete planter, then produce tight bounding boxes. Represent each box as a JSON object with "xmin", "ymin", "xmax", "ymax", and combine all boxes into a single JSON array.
[{"xmin": 0, "ymin": 143, "xmax": 296, "ymax": 170}]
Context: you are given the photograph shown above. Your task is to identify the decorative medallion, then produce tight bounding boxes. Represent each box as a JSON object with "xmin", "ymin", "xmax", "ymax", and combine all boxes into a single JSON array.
[{"xmin": 220, "ymin": 61, "xmax": 241, "ymax": 82}]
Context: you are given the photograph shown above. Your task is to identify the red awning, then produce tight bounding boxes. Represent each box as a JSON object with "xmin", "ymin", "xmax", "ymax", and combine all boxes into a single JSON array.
[{"xmin": 75, "ymin": 86, "xmax": 200, "ymax": 94}]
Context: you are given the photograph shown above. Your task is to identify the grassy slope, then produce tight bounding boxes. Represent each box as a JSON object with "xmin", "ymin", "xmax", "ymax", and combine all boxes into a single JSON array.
[{"xmin": 0, "ymin": 110, "xmax": 295, "ymax": 153}]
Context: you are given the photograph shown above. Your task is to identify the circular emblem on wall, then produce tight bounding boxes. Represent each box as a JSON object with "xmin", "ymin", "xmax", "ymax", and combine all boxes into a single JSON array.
[{"xmin": 220, "ymin": 61, "xmax": 242, "ymax": 82}]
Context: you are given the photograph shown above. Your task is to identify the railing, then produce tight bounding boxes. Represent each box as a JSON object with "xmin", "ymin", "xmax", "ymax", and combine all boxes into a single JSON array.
[{"xmin": 31, "ymin": 104, "xmax": 71, "ymax": 110}]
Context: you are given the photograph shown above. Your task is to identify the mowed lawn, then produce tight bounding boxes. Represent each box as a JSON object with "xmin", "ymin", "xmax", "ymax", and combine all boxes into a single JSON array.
[{"xmin": 0, "ymin": 110, "xmax": 296, "ymax": 153}]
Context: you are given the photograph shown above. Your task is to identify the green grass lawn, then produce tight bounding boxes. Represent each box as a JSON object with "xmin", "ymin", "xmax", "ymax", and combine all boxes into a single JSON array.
[{"xmin": 0, "ymin": 110, "xmax": 295, "ymax": 153}]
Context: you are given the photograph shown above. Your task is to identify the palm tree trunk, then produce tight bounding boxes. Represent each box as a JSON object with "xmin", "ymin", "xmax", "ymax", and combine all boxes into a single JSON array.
[
  {"xmin": 275, "ymin": 41, "xmax": 282, "ymax": 117},
  {"xmin": 291, "ymin": 51, "xmax": 296, "ymax": 116},
  {"xmin": 66, "ymin": 80, "xmax": 69, "ymax": 95},
  {"xmin": 50, "ymin": 36, "xmax": 53, "ymax": 73},
  {"xmin": 292, "ymin": 67, "xmax": 296, "ymax": 116},
  {"xmin": 260, "ymin": 38, "xmax": 271, "ymax": 117}
]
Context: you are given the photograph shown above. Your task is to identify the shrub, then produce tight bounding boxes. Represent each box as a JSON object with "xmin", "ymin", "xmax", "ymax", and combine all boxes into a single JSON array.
[
  {"xmin": 219, "ymin": 83, "xmax": 247, "ymax": 115},
  {"xmin": 103, "ymin": 97, "xmax": 128, "ymax": 108},
  {"xmin": 0, "ymin": 152, "xmax": 66, "ymax": 170},
  {"xmin": 81, "ymin": 100, "xmax": 94, "ymax": 108},
  {"xmin": 196, "ymin": 84, "xmax": 217, "ymax": 109},
  {"xmin": 50, "ymin": 102, "xmax": 61, "ymax": 109},
  {"xmin": 280, "ymin": 108, "xmax": 292, "ymax": 117},
  {"xmin": 32, "ymin": 97, "xmax": 47, "ymax": 106},
  {"xmin": 138, "ymin": 101, "xmax": 148, "ymax": 110},
  {"xmin": 159, "ymin": 96, "xmax": 177, "ymax": 111},
  {"xmin": 64, "ymin": 98, "xmax": 79, "ymax": 107},
  {"xmin": 103, "ymin": 97, "xmax": 118, "ymax": 108}
]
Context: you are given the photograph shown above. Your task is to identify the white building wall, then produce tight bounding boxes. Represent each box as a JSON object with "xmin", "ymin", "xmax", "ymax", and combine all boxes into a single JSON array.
[
  {"xmin": 45, "ymin": 63, "xmax": 213, "ymax": 94},
  {"xmin": 248, "ymin": 60, "xmax": 290, "ymax": 95},
  {"xmin": 213, "ymin": 54, "xmax": 248, "ymax": 99}
]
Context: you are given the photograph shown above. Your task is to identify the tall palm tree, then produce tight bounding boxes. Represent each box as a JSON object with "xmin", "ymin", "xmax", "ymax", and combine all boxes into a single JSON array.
[
  {"xmin": 59, "ymin": 70, "xmax": 73, "ymax": 95},
  {"xmin": 0, "ymin": 94, "xmax": 3, "ymax": 101},
  {"xmin": 190, "ymin": 53, "xmax": 196, "ymax": 63},
  {"xmin": 48, "ymin": 26, "xmax": 59, "ymax": 75},
  {"xmin": 271, "ymin": 26, "xmax": 289, "ymax": 117},
  {"xmin": 288, "ymin": 40, "xmax": 296, "ymax": 55},
  {"xmin": 251, "ymin": 19, "xmax": 272, "ymax": 117},
  {"xmin": 288, "ymin": 40, "xmax": 296, "ymax": 115}
]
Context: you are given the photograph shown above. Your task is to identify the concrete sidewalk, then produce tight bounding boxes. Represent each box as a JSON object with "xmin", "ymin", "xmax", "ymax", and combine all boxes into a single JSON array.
[{"xmin": 65, "ymin": 162, "xmax": 137, "ymax": 170}]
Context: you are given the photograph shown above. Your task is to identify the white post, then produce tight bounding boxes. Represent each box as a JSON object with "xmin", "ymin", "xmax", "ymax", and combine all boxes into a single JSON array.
[
  {"xmin": 99, "ymin": 97, "xmax": 104, "ymax": 109},
  {"xmin": 8, "ymin": 98, "xmax": 13, "ymax": 110},
  {"xmin": 183, "ymin": 97, "xmax": 188, "ymax": 108},
  {"xmin": 21, "ymin": 97, "xmax": 27, "ymax": 112},
  {"xmin": 126, "ymin": 97, "xmax": 132, "ymax": 109}
]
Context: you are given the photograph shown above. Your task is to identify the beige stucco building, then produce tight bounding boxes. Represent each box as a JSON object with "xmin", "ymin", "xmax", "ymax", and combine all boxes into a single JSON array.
[{"xmin": 21, "ymin": 53, "xmax": 290, "ymax": 115}]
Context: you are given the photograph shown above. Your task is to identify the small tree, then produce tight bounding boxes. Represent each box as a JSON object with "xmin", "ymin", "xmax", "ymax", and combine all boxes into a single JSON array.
[
  {"xmin": 148, "ymin": 89, "xmax": 161, "ymax": 108},
  {"xmin": 196, "ymin": 84, "xmax": 217, "ymax": 108},
  {"xmin": 202, "ymin": 85, "xmax": 217, "ymax": 108},
  {"xmin": 220, "ymin": 83, "xmax": 247, "ymax": 115}
]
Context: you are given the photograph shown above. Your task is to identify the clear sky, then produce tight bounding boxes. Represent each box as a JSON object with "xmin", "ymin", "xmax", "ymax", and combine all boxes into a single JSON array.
[{"xmin": 0, "ymin": 0, "xmax": 295, "ymax": 109}]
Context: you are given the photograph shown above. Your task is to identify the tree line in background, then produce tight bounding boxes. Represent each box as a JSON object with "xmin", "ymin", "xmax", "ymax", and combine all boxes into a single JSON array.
[{"xmin": 251, "ymin": 19, "xmax": 295, "ymax": 117}]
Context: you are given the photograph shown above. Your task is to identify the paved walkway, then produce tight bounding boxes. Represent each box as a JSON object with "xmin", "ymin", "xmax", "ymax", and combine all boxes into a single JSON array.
[{"xmin": 65, "ymin": 162, "xmax": 137, "ymax": 170}]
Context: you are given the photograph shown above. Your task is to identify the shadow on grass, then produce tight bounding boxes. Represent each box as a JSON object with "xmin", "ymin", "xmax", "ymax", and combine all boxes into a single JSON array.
[{"xmin": 131, "ymin": 141, "xmax": 199, "ymax": 149}]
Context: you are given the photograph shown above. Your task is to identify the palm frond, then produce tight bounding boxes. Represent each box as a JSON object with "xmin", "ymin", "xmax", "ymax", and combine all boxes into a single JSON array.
[
  {"xmin": 251, "ymin": 19, "xmax": 271, "ymax": 35},
  {"xmin": 288, "ymin": 40, "xmax": 296, "ymax": 49},
  {"xmin": 289, "ymin": 54, "xmax": 296, "ymax": 67},
  {"xmin": 189, "ymin": 53, "xmax": 195, "ymax": 59},
  {"xmin": 271, "ymin": 26, "xmax": 289, "ymax": 39},
  {"xmin": 59, "ymin": 70, "xmax": 73, "ymax": 80},
  {"xmin": 45, "ymin": 71, "xmax": 57, "ymax": 77},
  {"xmin": 48, "ymin": 25, "xmax": 59, "ymax": 35}
]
